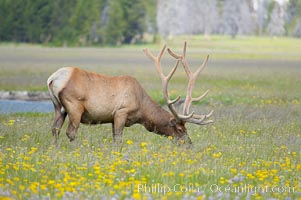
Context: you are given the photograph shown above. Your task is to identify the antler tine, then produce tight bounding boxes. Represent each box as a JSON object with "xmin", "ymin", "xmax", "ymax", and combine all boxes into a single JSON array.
[
  {"xmin": 193, "ymin": 89, "xmax": 209, "ymax": 102},
  {"xmin": 143, "ymin": 45, "xmax": 166, "ymax": 78},
  {"xmin": 185, "ymin": 116, "xmax": 214, "ymax": 125},
  {"xmin": 163, "ymin": 59, "xmax": 182, "ymax": 119},
  {"xmin": 167, "ymin": 41, "xmax": 187, "ymax": 59},
  {"xmin": 194, "ymin": 55, "xmax": 209, "ymax": 79},
  {"xmin": 167, "ymin": 41, "xmax": 191, "ymax": 77},
  {"xmin": 167, "ymin": 48, "xmax": 182, "ymax": 59},
  {"xmin": 167, "ymin": 41, "xmax": 213, "ymax": 125},
  {"xmin": 143, "ymin": 44, "xmax": 177, "ymax": 86},
  {"xmin": 185, "ymin": 110, "xmax": 214, "ymax": 125},
  {"xmin": 143, "ymin": 45, "xmax": 182, "ymax": 119}
]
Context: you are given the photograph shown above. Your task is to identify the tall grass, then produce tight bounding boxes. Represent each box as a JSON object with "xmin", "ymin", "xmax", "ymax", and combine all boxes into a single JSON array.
[{"xmin": 0, "ymin": 102, "xmax": 300, "ymax": 199}]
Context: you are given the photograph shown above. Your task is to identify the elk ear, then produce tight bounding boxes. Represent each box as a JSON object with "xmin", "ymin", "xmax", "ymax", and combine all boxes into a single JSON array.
[{"xmin": 169, "ymin": 118, "xmax": 177, "ymax": 126}]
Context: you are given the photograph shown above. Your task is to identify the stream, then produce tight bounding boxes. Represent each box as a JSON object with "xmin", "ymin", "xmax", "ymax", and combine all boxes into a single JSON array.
[{"xmin": 0, "ymin": 100, "xmax": 53, "ymax": 114}]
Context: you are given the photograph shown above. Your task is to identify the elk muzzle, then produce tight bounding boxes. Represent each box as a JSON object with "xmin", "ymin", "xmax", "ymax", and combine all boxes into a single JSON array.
[{"xmin": 176, "ymin": 134, "xmax": 192, "ymax": 145}]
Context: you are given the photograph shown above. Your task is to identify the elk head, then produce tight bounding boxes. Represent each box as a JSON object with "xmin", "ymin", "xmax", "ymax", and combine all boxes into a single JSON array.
[{"xmin": 143, "ymin": 42, "xmax": 213, "ymax": 144}]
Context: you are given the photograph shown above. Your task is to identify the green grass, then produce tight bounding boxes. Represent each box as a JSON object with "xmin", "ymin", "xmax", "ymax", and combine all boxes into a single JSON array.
[
  {"xmin": 153, "ymin": 35, "xmax": 301, "ymax": 60},
  {"xmin": 1, "ymin": 102, "xmax": 300, "ymax": 199},
  {"xmin": 0, "ymin": 35, "xmax": 301, "ymax": 91},
  {"xmin": 0, "ymin": 36, "xmax": 301, "ymax": 199}
]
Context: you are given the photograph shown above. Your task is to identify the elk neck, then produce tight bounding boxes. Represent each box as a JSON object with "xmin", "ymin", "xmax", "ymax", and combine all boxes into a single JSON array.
[{"xmin": 139, "ymin": 93, "xmax": 173, "ymax": 135}]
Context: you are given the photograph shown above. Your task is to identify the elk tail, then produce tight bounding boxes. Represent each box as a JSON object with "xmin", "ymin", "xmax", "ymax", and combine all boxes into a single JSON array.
[{"xmin": 47, "ymin": 75, "xmax": 65, "ymax": 113}]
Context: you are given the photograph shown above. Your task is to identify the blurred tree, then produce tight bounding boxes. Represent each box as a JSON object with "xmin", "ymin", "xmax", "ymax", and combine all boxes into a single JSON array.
[
  {"xmin": 238, "ymin": 0, "xmax": 256, "ymax": 35},
  {"xmin": 157, "ymin": 0, "xmax": 174, "ymax": 36},
  {"xmin": 0, "ymin": 0, "xmax": 152, "ymax": 45},
  {"xmin": 70, "ymin": 0, "xmax": 102, "ymax": 45},
  {"xmin": 286, "ymin": 0, "xmax": 301, "ymax": 23},
  {"xmin": 267, "ymin": 2, "xmax": 285, "ymax": 36},
  {"xmin": 2, "ymin": 0, "xmax": 301, "ymax": 45},
  {"xmin": 0, "ymin": 0, "xmax": 26, "ymax": 41},
  {"xmin": 144, "ymin": 0, "xmax": 157, "ymax": 33},
  {"xmin": 23, "ymin": 0, "xmax": 53, "ymax": 43},
  {"xmin": 103, "ymin": 0, "xmax": 147, "ymax": 45},
  {"xmin": 48, "ymin": 0, "xmax": 77, "ymax": 45},
  {"xmin": 103, "ymin": 0, "xmax": 126, "ymax": 45},
  {"xmin": 202, "ymin": 0, "xmax": 219, "ymax": 36},
  {"xmin": 222, "ymin": 0, "xmax": 255, "ymax": 38},
  {"xmin": 122, "ymin": 0, "xmax": 146, "ymax": 43},
  {"xmin": 286, "ymin": 0, "xmax": 301, "ymax": 37},
  {"xmin": 0, "ymin": 0, "xmax": 13, "ymax": 41},
  {"xmin": 256, "ymin": 0, "xmax": 270, "ymax": 35},
  {"xmin": 294, "ymin": 19, "xmax": 301, "ymax": 37},
  {"xmin": 157, "ymin": 0, "xmax": 219, "ymax": 36},
  {"xmin": 222, "ymin": 0, "xmax": 240, "ymax": 38}
]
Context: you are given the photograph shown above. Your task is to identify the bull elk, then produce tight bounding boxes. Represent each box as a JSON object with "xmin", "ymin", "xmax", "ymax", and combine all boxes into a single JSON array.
[{"xmin": 47, "ymin": 42, "xmax": 213, "ymax": 145}]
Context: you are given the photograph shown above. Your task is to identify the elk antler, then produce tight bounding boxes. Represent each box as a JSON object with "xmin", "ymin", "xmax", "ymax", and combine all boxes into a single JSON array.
[
  {"xmin": 143, "ymin": 45, "xmax": 193, "ymax": 120},
  {"xmin": 167, "ymin": 42, "xmax": 213, "ymax": 125}
]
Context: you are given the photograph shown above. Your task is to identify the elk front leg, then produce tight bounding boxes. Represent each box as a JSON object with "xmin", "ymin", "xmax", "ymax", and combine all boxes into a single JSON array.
[{"xmin": 113, "ymin": 110, "xmax": 128, "ymax": 144}]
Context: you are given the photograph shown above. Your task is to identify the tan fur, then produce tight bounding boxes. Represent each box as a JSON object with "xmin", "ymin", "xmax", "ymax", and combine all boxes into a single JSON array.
[{"xmin": 47, "ymin": 67, "xmax": 190, "ymax": 143}]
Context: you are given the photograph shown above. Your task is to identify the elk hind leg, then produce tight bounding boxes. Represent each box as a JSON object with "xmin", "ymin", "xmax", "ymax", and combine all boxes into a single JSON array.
[{"xmin": 52, "ymin": 105, "xmax": 67, "ymax": 141}]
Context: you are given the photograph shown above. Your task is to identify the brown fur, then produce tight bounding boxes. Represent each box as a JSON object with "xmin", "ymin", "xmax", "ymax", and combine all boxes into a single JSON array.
[{"xmin": 47, "ymin": 67, "xmax": 191, "ymax": 144}]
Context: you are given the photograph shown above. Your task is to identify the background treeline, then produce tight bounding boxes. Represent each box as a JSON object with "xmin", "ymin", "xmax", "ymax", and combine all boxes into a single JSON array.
[
  {"xmin": 158, "ymin": 0, "xmax": 301, "ymax": 38},
  {"xmin": 0, "ymin": 0, "xmax": 300, "ymax": 46},
  {"xmin": 0, "ymin": 0, "xmax": 155, "ymax": 45}
]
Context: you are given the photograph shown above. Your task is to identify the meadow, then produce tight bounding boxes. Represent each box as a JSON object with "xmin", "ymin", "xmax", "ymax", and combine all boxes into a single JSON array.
[{"xmin": 0, "ymin": 36, "xmax": 301, "ymax": 199}]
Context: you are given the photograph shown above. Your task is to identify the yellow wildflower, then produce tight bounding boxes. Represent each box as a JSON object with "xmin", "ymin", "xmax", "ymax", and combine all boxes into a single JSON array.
[
  {"xmin": 230, "ymin": 168, "xmax": 237, "ymax": 174},
  {"xmin": 8, "ymin": 119, "xmax": 15, "ymax": 126},
  {"xmin": 140, "ymin": 142, "xmax": 147, "ymax": 148},
  {"xmin": 126, "ymin": 140, "xmax": 133, "ymax": 145},
  {"xmin": 212, "ymin": 152, "xmax": 222, "ymax": 158},
  {"xmin": 132, "ymin": 192, "xmax": 141, "ymax": 200}
]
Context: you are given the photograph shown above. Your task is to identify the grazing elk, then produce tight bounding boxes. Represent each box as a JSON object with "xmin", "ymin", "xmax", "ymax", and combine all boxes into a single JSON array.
[{"xmin": 47, "ymin": 42, "xmax": 213, "ymax": 144}]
